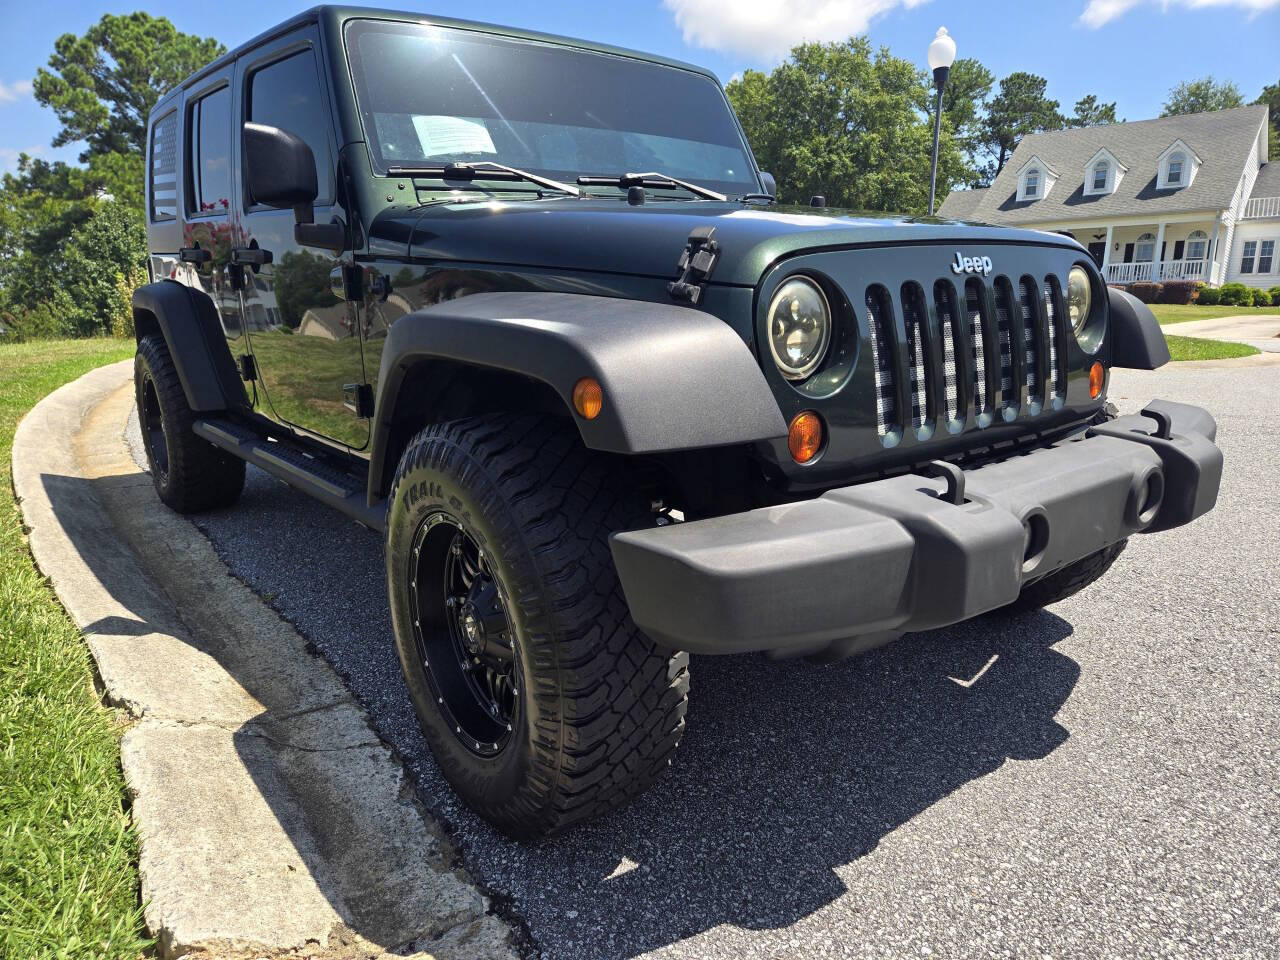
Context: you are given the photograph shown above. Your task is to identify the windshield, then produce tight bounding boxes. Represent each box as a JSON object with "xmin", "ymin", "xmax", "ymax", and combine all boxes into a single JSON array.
[{"xmin": 343, "ymin": 19, "xmax": 759, "ymax": 198}]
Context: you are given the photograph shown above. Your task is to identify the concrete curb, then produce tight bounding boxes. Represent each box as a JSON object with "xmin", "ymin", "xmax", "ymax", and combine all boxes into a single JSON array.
[{"xmin": 12, "ymin": 361, "xmax": 516, "ymax": 960}]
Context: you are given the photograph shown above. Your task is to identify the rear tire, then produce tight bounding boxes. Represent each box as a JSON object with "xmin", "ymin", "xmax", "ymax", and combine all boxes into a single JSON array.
[
  {"xmin": 134, "ymin": 335, "xmax": 245, "ymax": 513},
  {"xmin": 385, "ymin": 413, "xmax": 689, "ymax": 840},
  {"xmin": 1009, "ymin": 539, "xmax": 1128, "ymax": 612}
]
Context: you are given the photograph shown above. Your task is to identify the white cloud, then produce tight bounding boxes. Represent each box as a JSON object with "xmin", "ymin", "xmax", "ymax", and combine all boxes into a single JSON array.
[
  {"xmin": 0, "ymin": 146, "xmax": 43, "ymax": 175},
  {"xmin": 0, "ymin": 79, "xmax": 33, "ymax": 104},
  {"xmin": 1080, "ymin": 0, "xmax": 1280, "ymax": 28},
  {"xmin": 663, "ymin": 0, "xmax": 931, "ymax": 62}
]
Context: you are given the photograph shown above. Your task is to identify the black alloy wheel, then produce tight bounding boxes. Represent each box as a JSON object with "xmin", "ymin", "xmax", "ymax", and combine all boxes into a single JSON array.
[{"xmin": 409, "ymin": 511, "xmax": 520, "ymax": 757}]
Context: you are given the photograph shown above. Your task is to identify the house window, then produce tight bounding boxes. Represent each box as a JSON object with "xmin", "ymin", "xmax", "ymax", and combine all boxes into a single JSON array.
[
  {"xmin": 1167, "ymin": 154, "xmax": 1184, "ymax": 186},
  {"xmin": 1186, "ymin": 230, "xmax": 1208, "ymax": 260},
  {"xmin": 1135, "ymin": 232, "xmax": 1156, "ymax": 262},
  {"xmin": 1024, "ymin": 169, "xmax": 1039, "ymax": 198},
  {"xmin": 1261, "ymin": 240, "xmax": 1275, "ymax": 274},
  {"xmin": 1240, "ymin": 240, "xmax": 1256, "ymax": 274},
  {"xmin": 1093, "ymin": 161, "xmax": 1108, "ymax": 191}
]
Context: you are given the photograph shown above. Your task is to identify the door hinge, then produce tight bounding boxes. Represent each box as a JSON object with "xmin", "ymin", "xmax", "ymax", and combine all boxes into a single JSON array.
[
  {"xmin": 238, "ymin": 354, "xmax": 258, "ymax": 382},
  {"xmin": 668, "ymin": 226, "xmax": 719, "ymax": 305},
  {"xmin": 343, "ymin": 382, "xmax": 374, "ymax": 418}
]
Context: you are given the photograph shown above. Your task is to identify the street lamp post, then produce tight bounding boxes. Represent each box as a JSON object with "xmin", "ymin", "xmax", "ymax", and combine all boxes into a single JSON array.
[{"xmin": 927, "ymin": 26, "xmax": 956, "ymax": 216}]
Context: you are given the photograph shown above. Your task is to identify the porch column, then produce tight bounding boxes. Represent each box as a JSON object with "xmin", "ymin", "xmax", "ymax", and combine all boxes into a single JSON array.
[
  {"xmin": 1100, "ymin": 224, "xmax": 1114, "ymax": 280},
  {"xmin": 1207, "ymin": 217, "xmax": 1221, "ymax": 284},
  {"xmin": 1152, "ymin": 221, "xmax": 1166, "ymax": 282}
]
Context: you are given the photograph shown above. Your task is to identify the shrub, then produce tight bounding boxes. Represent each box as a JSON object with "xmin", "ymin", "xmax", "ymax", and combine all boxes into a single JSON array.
[
  {"xmin": 1197, "ymin": 285, "xmax": 1222, "ymax": 305},
  {"xmin": 1158, "ymin": 280, "xmax": 1198, "ymax": 304},
  {"xmin": 1126, "ymin": 281, "xmax": 1162, "ymax": 303},
  {"xmin": 1269, "ymin": 285, "xmax": 1280, "ymax": 304},
  {"xmin": 1219, "ymin": 283, "xmax": 1249, "ymax": 306},
  {"xmin": 1248, "ymin": 288, "xmax": 1270, "ymax": 307}
]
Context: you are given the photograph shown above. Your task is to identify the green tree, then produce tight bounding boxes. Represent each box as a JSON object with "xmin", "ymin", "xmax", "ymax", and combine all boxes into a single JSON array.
[
  {"xmin": 1161, "ymin": 76, "xmax": 1244, "ymax": 116},
  {"xmin": 1254, "ymin": 79, "xmax": 1279, "ymax": 156},
  {"xmin": 940, "ymin": 58, "xmax": 994, "ymax": 186},
  {"xmin": 977, "ymin": 72, "xmax": 1065, "ymax": 181},
  {"xmin": 726, "ymin": 37, "xmax": 967, "ymax": 213},
  {"xmin": 1067, "ymin": 94, "xmax": 1119, "ymax": 128},
  {"xmin": 60, "ymin": 200, "xmax": 148, "ymax": 336},
  {"xmin": 32, "ymin": 13, "xmax": 224, "ymax": 217}
]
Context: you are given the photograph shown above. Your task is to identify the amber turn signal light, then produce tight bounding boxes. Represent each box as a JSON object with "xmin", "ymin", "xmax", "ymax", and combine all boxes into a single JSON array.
[
  {"xmin": 788, "ymin": 410, "xmax": 824, "ymax": 463},
  {"xmin": 1089, "ymin": 361, "xmax": 1105, "ymax": 399},
  {"xmin": 572, "ymin": 377, "xmax": 603, "ymax": 419}
]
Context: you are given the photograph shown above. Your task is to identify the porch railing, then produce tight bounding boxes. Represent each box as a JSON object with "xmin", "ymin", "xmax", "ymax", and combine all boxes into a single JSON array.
[
  {"xmin": 1105, "ymin": 260, "xmax": 1208, "ymax": 284},
  {"xmin": 1243, "ymin": 196, "xmax": 1280, "ymax": 220}
]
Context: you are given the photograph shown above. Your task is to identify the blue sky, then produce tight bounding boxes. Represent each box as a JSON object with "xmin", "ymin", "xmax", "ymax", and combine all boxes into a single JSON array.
[{"xmin": 1, "ymin": 0, "xmax": 1277, "ymax": 174}]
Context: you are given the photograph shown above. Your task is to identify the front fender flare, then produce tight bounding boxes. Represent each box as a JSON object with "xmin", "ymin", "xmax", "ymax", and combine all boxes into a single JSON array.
[{"xmin": 370, "ymin": 290, "xmax": 786, "ymax": 483}]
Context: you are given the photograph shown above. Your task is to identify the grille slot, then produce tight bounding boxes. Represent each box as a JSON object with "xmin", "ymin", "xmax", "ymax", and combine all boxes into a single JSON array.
[
  {"xmin": 1018, "ymin": 276, "xmax": 1043, "ymax": 405},
  {"xmin": 864, "ymin": 285, "xmax": 898, "ymax": 439},
  {"xmin": 900, "ymin": 282, "xmax": 930, "ymax": 432},
  {"xmin": 992, "ymin": 277, "xmax": 1017, "ymax": 412},
  {"xmin": 1043, "ymin": 276, "xmax": 1066, "ymax": 401},
  {"xmin": 934, "ymin": 280, "xmax": 963, "ymax": 423},
  {"xmin": 963, "ymin": 279, "xmax": 989, "ymax": 416}
]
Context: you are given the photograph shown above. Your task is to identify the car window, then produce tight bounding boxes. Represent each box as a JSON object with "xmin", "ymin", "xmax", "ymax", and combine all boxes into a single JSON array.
[
  {"xmin": 188, "ymin": 86, "xmax": 231, "ymax": 216},
  {"xmin": 345, "ymin": 20, "xmax": 757, "ymax": 197},
  {"xmin": 150, "ymin": 110, "xmax": 178, "ymax": 222},
  {"xmin": 247, "ymin": 50, "xmax": 334, "ymax": 204}
]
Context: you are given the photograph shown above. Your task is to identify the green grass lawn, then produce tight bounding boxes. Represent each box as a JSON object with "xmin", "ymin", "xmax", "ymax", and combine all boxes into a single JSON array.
[
  {"xmin": 0, "ymin": 339, "xmax": 151, "ymax": 959},
  {"xmin": 1149, "ymin": 303, "xmax": 1280, "ymax": 325},
  {"xmin": 1163, "ymin": 334, "xmax": 1261, "ymax": 362}
]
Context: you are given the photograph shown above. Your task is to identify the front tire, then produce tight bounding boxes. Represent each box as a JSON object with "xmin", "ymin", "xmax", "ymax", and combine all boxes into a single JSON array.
[
  {"xmin": 134, "ymin": 335, "xmax": 245, "ymax": 513},
  {"xmin": 1009, "ymin": 539, "xmax": 1128, "ymax": 612},
  {"xmin": 386, "ymin": 414, "xmax": 689, "ymax": 840}
]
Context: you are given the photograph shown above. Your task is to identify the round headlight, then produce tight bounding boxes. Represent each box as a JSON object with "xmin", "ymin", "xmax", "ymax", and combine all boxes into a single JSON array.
[
  {"xmin": 767, "ymin": 277, "xmax": 831, "ymax": 381},
  {"xmin": 1067, "ymin": 266, "xmax": 1093, "ymax": 337}
]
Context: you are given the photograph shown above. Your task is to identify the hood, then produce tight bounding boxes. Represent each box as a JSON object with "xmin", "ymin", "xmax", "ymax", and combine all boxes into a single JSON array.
[{"xmin": 372, "ymin": 199, "xmax": 1085, "ymax": 288}]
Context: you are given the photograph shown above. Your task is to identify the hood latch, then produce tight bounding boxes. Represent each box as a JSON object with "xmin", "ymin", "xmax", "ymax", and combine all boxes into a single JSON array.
[{"xmin": 668, "ymin": 226, "xmax": 719, "ymax": 306}]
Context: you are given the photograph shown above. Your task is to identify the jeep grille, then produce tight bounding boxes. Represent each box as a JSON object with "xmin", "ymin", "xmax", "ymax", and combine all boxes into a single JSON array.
[{"xmin": 864, "ymin": 274, "xmax": 1068, "ymax": 438}]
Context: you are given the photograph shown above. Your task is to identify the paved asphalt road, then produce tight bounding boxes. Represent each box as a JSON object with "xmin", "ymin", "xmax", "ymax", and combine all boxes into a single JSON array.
[{"xmin": 128, "ymin": 360, "xmax": 1279, "ymax": 959}]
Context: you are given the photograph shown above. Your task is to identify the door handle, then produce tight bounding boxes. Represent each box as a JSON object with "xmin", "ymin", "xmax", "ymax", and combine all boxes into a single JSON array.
[
  {"xmin": 178, "ymin": 246, "xmax": 211, "ymax": 264},
  {"xmin": 230, "ymin": 246, "xmax": 273, "ymax": 267}
]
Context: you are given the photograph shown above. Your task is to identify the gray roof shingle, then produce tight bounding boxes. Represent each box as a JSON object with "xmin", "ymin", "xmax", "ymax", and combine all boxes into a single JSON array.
[
  {"xmin": 939, "ymin": 105, "xmax": 1268, "ymax": 225},
  {"xmin": 1249, "ymin": 156, "xmax": 1280, "ymax": 199},
  {"xmin": 936, "ymin": 187, "xmax": 987, "ymax": 219}
]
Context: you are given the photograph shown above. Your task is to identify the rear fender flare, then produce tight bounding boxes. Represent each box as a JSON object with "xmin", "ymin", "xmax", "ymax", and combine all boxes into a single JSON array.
[
  {"xmin": 132, "ymin": 280, "xmax": 248, "ymax": 411},
  {"xmin": 369, "ymin": 291, "xmax": 786, "ymax": 502}
]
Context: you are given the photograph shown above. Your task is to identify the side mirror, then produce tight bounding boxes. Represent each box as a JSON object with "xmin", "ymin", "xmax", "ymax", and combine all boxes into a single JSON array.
[
  {"xmin": 759, "ymin": 171, "xmax": 777, "ymax": 198},
  {"xmin": 243, "ymin": 122, "xmax": 318, "ymax": 223}
]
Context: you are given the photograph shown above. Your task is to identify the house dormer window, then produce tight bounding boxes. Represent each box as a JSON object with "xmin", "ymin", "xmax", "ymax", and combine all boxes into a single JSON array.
[
  {"xmin": 1082, "ymin": 148, "xmax": 1124, "ymax": 197},
  {"xmin": 1092, "ymin": 161, "xmax": 1108, "ymax": 191},
  {"xmin": 1157, "ymin": 140, "xmax": 1199, "ymax": 190},
  {"xmin": 1016, "ymin": 155, "xmax": 1055, "ymax": 202}
]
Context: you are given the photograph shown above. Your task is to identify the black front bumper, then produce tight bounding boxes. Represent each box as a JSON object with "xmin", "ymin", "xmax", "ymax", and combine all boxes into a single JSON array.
[{"xmin": 610, "ymin": 400, "xmax": 1221, "ymax": 658}]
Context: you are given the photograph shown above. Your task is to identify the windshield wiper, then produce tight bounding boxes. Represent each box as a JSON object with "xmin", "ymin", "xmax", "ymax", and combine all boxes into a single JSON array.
[
  {"xmin": 387, "ymin": 161, "xmax": 580, "ymax": 197},
  {"xmin": 576, "ymin": 171, "xmax": 727, "ymax": 202},
  {"xmin": 737, "ymin": 192, "xmax": 777, "ymax": 204}
]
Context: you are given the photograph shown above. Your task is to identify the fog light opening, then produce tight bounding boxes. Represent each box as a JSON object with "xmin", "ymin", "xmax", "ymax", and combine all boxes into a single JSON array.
[
  {"xmin": 1137, "ymin": 470, "xmax": 1165, "ymax": 528},
  {"xmin": 1021, "ymin": 510, "xmax": 1050, "ymax": 575}
]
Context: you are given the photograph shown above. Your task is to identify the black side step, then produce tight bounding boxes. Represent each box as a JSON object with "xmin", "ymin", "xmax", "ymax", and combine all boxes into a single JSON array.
[{"xmin": 194, "ymin": 418, "xmax": 385, "ymax": 532}]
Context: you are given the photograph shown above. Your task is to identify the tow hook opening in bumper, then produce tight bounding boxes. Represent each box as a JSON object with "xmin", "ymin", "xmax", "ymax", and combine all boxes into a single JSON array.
[{"xmin": 610, "ymin": 399, "xmax": 1222, "ymax": 659}]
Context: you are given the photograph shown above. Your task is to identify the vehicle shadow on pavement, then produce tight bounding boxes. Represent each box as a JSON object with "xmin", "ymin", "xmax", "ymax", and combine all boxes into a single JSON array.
[{"xmin": 86, "ymin": 439, "xmax": 1084, "ymax": 959}]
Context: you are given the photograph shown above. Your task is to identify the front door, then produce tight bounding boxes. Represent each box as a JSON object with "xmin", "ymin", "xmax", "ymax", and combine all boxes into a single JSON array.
[
  {"xmin": 179, "ymin": 66, "xmax": 241, "ymax": 354},
  {"xmin": 235, "ymin": 31, "xmax": 367, "ymax": 450},
  {"xmin": 1087, "ymin": 241, "xmax": 1105, "ymax": 267}
]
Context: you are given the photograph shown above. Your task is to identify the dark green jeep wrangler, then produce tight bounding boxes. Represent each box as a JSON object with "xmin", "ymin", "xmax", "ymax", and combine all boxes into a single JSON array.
[{"xmin": 133, "ymin": 5, "xmax": 1221, "ymax": 838}]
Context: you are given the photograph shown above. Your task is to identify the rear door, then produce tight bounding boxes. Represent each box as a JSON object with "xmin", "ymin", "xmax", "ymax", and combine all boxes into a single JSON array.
[
  {"xmin": 179, "ymin": 65, "xmax": 241, "ymax": 357},
  {"xmin": 235, "ymin": 28, "xmax": 367, "ymax": 450}
]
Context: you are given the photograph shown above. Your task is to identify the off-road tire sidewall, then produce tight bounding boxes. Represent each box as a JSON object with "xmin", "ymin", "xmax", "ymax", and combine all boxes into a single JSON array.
[
  {"xmin": 386, "ymin": 415, "xmax": 689, "ymax": 839},
  {"xmin": 133, "ymin": 335, "xmax": 245, "ymax": 513}
]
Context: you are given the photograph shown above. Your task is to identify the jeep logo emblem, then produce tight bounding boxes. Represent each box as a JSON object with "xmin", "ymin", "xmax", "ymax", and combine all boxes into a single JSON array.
[{"xmin": 951, "ymin": 251, "xmax": 993, "ymax": 276}]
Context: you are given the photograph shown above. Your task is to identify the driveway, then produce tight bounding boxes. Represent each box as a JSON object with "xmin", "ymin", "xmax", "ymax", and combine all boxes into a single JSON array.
[
  {"xmin": 128, "ymin": 360, "xmax": 1280, "ymax": 959},
  {"xmin": 1170, "ymin": 313, "xmax": 1280, "ymax": 353}
]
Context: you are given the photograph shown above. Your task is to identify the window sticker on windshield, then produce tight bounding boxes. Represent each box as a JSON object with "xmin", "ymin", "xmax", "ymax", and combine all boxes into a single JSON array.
[{"xmin": 411, "ymin": 115, "xmax": 497, "ymax": 158}]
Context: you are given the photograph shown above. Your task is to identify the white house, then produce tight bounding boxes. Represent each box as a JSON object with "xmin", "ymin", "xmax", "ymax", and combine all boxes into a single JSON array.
[{"xmin": 939, "ymin": 105, "xmax": 1276, "ymax": 289}]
